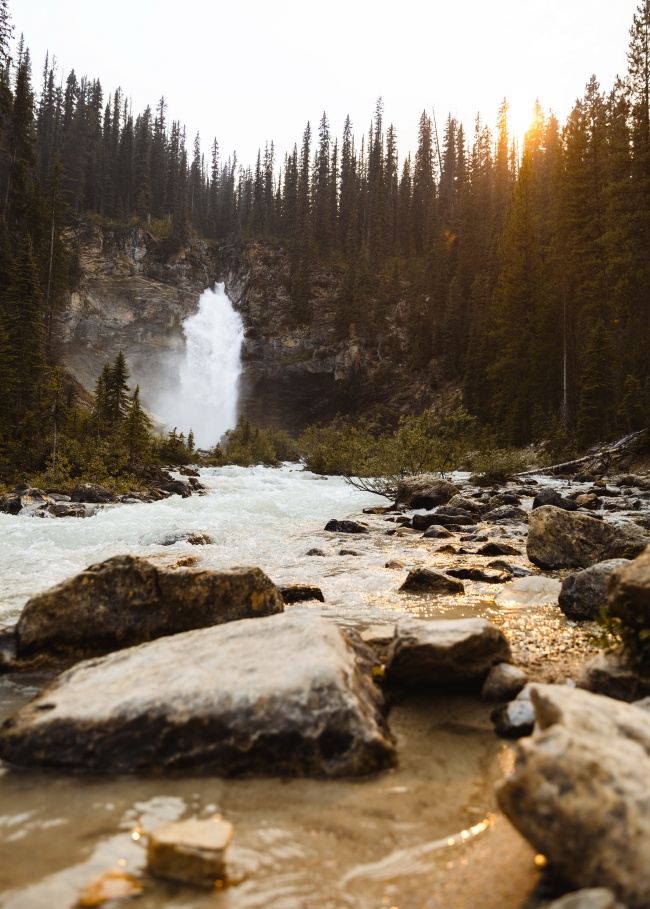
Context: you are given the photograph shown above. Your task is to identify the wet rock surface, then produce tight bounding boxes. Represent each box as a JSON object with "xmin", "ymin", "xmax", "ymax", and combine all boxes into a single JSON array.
[
  {"xmin": 497, "ymin": 684, "xmax": 650, "ymax": 906},
  {"xmin": 0, "ymin": 614, "xmax": 396, "ymax": 777},
  {"xmin": 146, "ymin": 817, "xmax": 233, "ymax": 887},
  {"xmin": 324, "ymin": 519, "xmax": 369, "ymax": 534},
  {"xmin": 394, "ymin": 475, "xmax": 459, "ymax": 508},
  {"xmin": 558, "ymin": 559, "xmax": 629, "ymax": 621},
  {"xmin": 15, "ymin": 555, "xmax": 283, "ymax": 661},
  {"xmin": 399, "ymin": 567, "xmax": 465, "ymax": 595},
  {"xmin": 278, "ymin": 584, "xmax": 325, "ymax": 603},
  {"xmin": 386, "ymin": 617, "xmax": 511, "ymax": 686},
  {"xmin": 527, "ymin": 505, "xmax": 650, "ymax": 568},
  {"xmin": 481, "ymin": 663, "xmax": 528, "ymax": 701}
]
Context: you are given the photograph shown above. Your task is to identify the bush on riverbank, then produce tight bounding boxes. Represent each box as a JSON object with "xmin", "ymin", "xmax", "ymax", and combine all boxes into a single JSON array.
[
  {"xmin": 209, "ymin": 417, "xmax": 301, "ymax": 468},
  {"xmin": 300, "ymin": 406, "xmax": 479, "ymax": 497}
]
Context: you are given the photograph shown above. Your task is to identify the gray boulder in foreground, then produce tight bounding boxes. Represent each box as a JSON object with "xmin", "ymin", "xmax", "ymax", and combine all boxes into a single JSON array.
[
  {"xmin": 497, "ymin": 724, "xmax": 650, "ymax": 906},
  {"xmin": 16, "ymin": 555, "xmax": 283, "ymax": 661},
  {"xmin": 558, "ymin": 559, "xmax": 629, "ymax": 621},
  {"xmin": 386, "ymin": 616, "xmax": 511, "ymax": 686},
  {"xmin": 0, "ymin": 614, "xmax": 396, "ymax": 777},
  {"xmin": 497, "ymin": 684, "xmax": 650, "ymax": 905},
  {"xmin": 527, "ymin": 505, "xmax": 650, "ymax": 569}
]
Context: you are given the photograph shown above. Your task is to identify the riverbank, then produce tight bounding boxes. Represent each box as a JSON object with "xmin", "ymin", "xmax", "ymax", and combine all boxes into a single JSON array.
[{"xmin": 1, "ymin": 463, "xmax": 649, "ymax": 907}]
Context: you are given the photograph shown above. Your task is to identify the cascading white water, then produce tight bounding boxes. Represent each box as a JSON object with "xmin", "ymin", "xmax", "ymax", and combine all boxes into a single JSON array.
[{"xmin": 151, "ymin": 283, "xmax": 244, "ymax": 448}]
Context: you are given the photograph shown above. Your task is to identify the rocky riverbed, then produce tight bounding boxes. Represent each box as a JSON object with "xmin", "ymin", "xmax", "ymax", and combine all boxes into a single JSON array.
[{"xmin": 1, "ymin": 463, "xmax": 650, "ymax": 908}]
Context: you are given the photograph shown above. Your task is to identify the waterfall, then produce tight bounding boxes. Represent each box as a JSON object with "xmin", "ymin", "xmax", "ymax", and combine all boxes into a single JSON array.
[{"xmin": 151, "ymin": 283, "xmax": 245, "ymax": 448}]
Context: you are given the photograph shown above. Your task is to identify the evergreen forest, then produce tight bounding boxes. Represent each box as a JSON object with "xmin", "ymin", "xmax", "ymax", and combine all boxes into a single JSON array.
[{"xmin": 0, "ymin": 0, "xmax": 649, "ymax": 485}]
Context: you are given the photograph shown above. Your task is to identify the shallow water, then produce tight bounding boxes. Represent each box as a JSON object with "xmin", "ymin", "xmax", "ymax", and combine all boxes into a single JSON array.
[{"xmin": 1, "ymin": 465, "xmax": 587, "ymax": 907}]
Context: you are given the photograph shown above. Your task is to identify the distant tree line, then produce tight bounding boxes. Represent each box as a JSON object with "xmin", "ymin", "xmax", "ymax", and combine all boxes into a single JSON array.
[{"xmin": 0, "ymin": 0, "xmax": 649, "ymax": 485}]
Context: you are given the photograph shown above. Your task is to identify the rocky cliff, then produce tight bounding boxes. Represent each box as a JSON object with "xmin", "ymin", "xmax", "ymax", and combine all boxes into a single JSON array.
[
  {"xmin": 55, "ymin": 226, "xmax": 443, "ymax": 433},
  {"xmin": 222, "ymin": 243, "xmax": 443, "ymax": 430}
]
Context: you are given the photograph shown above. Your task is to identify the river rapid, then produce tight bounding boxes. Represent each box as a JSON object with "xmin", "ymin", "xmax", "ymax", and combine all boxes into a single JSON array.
[{"xmin": 0, "ymin": 465, "xmax": 581, "ymax": 908}]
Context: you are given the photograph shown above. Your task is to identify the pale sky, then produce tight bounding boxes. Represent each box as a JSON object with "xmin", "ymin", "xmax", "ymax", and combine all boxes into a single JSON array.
[{"xmin": 15, "ymin": 0, "xmax": 641, "ymax": 169}]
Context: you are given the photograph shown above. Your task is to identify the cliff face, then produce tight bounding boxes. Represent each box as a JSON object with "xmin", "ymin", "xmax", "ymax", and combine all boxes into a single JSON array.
[
  {"xmin": 56, "ymin": 227, "xmax": 441, "ymax": 433},
  {"xmin": 223, "ymin": 243, "xmax": 441, "ymax": 431},
  {"xmin": 54, "ymin": 224, "xmax": 218, "ymax": 423}
]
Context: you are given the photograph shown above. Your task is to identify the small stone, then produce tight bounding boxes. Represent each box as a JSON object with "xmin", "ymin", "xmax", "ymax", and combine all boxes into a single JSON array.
[
  {"xmin": 481, "ymin": 663, "xmax": 528, "ymax": 701},
  {"xmin": 477, "ymin": 541, "xmax": 521, "ymax": 557},
  {"xmin": 445, "ymin": 567, "xmax": 510, "ymax": 584},
  {"xmin": 487, "ymin": 560, "xmax": 534, "ymax": 578},
  {"xmin": 399, "ymin": 568, "xmax": 465, "ymax": 595},
  {"xmin": 147, "ymin": 817, "xmax": 234, "ymax": 888},
  {"xmin": 385, "ymin": 559, "xmax": 406, "ymax": 570},
  {"xmin": 422, "ymin": 526, "xmax": 453, "ymax": 539},
  {"xmin": 324, "ymin": 519, "xmax": 369, "ymax": 534},
  {"xmin": 278, "ymin": 584, "xmax": 325, "ymax": 604},
  {"xmin": 339, "ymin": 549, "xmax": 361, "ymax": 556},
  {"xmin": 491, "ymin": 689, "xmax": 535, "ymax": 738},
  {"xmin": 532, "ymin": 488, "xmax": 578, "ymax": 511},
  {"xmin": 305, "ymin": 548, "xmax": 327, "ymax": 557}
]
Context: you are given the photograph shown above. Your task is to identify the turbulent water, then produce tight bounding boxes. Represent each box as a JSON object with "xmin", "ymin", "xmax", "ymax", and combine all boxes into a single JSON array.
[
  {"xmin": 147, "ymin": 284, "xmax": 245, "ymax": 447},
  {"xmin": 0, "ymin": 466, "xmax": 520, "ymax": 629},
  {"xmin": 0, "ymin": 467, "xmax": 574, "ymax": 908}
]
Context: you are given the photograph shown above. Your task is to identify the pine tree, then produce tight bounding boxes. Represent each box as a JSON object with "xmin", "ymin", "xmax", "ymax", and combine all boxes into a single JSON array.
[{"xmin": 5, "ymin": 234, "xmax": 45, "ymax": 420}]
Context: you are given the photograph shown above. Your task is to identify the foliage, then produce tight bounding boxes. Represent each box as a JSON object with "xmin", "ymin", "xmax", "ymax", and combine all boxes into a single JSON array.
[
  {"xmin": 300, "ymin": 406, "xmax": 477, "ymax": 498},
  {"xmin": 469, "ymin": 446, "xmax": 532, "ymax": 486},
  {"xmin": 598, "ymin": 600, "xmax": 650, "ymax": 677},
  {"xmin": 209, "ymin": 416, "xmax": 301, "ymax": 468}
]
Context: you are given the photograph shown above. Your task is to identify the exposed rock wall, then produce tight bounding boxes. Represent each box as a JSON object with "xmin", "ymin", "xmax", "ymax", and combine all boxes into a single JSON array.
[
  {"xmin": 55, "ymin": 228, "xmax": 441, "ymax": 432},
  {"xmin": 222, "ymin": 243, "xmax": 441, "ymax": 430},
  {"xmin": 54, "ymin": 224, "xmax": 218, "ymax": 422}
]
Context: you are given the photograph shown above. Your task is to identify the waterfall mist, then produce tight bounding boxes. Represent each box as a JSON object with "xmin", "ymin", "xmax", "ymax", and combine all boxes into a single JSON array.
[{"xmin": 147, "ymin": 284, "xmax": 245, "ymax": 448}]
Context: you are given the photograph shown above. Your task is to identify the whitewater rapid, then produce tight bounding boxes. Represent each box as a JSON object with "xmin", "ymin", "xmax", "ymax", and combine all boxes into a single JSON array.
[{"xmin": 149, "ymin": 283, "xmax": 245, "ymax": 448}]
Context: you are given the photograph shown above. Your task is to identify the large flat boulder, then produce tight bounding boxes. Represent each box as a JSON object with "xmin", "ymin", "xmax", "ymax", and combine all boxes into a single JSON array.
[
  {"xmin": 0, "ymin": 614, "xmax": 396, "ymax": 777},
  {"xmin": 527, "ymin": 506, "xmax": 650, "ymax": 569},
  {"xmin": 15, "ymin": 555, "xmax": 283, "ymax": 661},
  {"xmin": 395, "ymin": 474, "xmax": 459, "ymax": 508},
  {"xmin": 497, "ymin": 724, "xmax": 650, "ymax": 905},
  {"xmin": 386, "ymin": 617, "xmax": 511, "ymax": 685}
]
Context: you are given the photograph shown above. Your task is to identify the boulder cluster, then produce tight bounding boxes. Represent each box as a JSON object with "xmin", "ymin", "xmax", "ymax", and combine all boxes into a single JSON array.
[{"xmin": 2, "ymin": 466, "xmax": 650, "ymax": 903}]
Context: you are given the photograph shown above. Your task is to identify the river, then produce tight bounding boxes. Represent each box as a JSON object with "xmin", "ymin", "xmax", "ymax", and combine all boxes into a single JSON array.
[{"xmin": 0, "ymin": 464, "xmax": 556, "ymax": 908}]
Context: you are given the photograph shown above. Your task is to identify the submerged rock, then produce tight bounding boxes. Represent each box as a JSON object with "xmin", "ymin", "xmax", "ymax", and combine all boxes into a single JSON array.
[
  {"xmin": 558, "ymin": 559, "xmax": 629, "ymax": 621},
  {"xmin": 527, "ymin": 505, "xmax": 650, "ymax": 569},
  {"xmin": 147, "ymin": 817, "xmax": 233, "ymax": 887},
  {"xmin": 278, "ymin": 584, "xmax": 325, "ymax": 604},
  {"xmin": 394, "ymin": 475, "xmax": 458, "ymax": 509},
  {"xmin": 0, "ymin": 614, "xmax": 396, "ymax": 776},
  {"xmin": 15, "ymin": 555, "xmax": 283, "ymax": 661},
  {"xmin": 324, "ymin": 519, "xmax": 369, "ymax": 534},
  {"xmin": 399, "ymin": 568, "xmax": 464, "ymax": 595},
  {"xmin": 445, "ymin": 567, "xmax": 510, "ymax": 584},
  {"xmin": 386, "ymin": 616, "xmax": 511, "ymax": 686}
]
